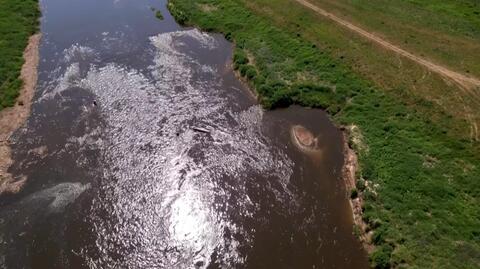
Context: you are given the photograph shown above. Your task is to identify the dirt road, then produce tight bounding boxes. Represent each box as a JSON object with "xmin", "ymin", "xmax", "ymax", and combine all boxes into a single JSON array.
[{"xmin": 294, "ymin": 0, "xmax": 480, "ymax": 91}]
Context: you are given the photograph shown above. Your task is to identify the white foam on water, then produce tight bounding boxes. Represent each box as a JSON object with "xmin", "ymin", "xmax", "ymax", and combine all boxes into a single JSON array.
[
  {"xmin": 39, "ymin": 62, "xmax": 81, "ymax": 101},
  {"xmin": 74, "ymin": 29, "xmax": 293, "ymax": 268},
  {"xmin": 26, "ymin": 182, "xmax": 91, "ymax": 213},
  {"xmin": 38, "ymin": 44, "xmax": 97, "ymax": 102},
  {"xmin": 64, "ymin": 44, "xmax": 97, "ymax": 63}
]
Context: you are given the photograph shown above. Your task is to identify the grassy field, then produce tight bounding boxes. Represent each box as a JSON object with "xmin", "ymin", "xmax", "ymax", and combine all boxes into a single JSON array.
[
  {"xmin": 244, "ymin": 0, "xmax": 480, "ymax": 143},
  {"xmin": 0, "ymin": 0, "xmax": 40, "ymax": 110},
  {"xmin": 309, "ymin": 0, "xmax": 480, "ymax": 79},
  {"xmin": 168, "ymin": 0, "xmax": 480, "ymax": 268}
]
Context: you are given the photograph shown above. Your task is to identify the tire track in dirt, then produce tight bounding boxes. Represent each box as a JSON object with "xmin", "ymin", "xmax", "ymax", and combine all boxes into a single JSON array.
[{"xmin": 294, "ymin": 0, "xmax": 480, "ymax": 93}]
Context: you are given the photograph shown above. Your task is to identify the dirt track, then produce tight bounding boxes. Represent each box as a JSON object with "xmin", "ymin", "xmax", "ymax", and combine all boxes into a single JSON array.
[{"xmin": 294, "ymin": 0, "xmax": 480, "ymax": 91}]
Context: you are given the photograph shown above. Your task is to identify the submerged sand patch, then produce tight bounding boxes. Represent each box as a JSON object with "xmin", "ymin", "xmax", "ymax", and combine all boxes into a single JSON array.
[{"xmin": 291, "ymin": 125, "xmax": 319, "ymax": 152}]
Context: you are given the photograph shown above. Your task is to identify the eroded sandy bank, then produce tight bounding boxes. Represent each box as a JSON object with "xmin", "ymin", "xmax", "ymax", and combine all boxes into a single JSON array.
[
  {"xmin": 0, "ymin": 34, "xmax": 41, "ymax": 194},
  {"xmin": 341, "ymin": 129, "xmax": 374, "ymax": 253}
]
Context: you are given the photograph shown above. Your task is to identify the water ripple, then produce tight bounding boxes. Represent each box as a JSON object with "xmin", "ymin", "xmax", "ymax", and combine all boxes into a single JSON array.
[{"xmin": 77, "ymin": 29, "xmax": 293, "ymax": 268}]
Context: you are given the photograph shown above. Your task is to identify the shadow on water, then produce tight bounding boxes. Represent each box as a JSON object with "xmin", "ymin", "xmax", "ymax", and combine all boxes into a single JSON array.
[{"xmin": 0, "ymin": 0, "xmax": 368, "ymax": 268}]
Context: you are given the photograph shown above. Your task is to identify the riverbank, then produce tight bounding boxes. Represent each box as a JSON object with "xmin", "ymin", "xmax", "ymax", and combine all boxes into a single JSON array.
[
  {"xmin": 291, "ymin": 122, "xmax": 374, "ymax": 252},
  {"xmin": 168, "ymin": 0, "xmax": 480, "ymax": 267},
  {"xmin": 0, "ymin": 0, "xmax": 41, "ymax": 110},
  {"xmin": 0, "ymin": 0, "xmax": 41, "ymax": 193},
  {"xmin": 0, "ymin": 34, "xmax": 41, "ymax": 194},
  {"xmin": 341, "ymin": 126, "xmax": 374, "ymax": 253}
]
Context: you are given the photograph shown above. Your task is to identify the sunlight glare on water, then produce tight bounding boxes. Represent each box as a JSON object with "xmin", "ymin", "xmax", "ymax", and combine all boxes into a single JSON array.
[
  {"xmin": 0, "ymin": 0, "xmax": 369, "ymax": 267},
  {"xmin": 71, "ymin": 29, "xmax": 293, "ymax": 268}
]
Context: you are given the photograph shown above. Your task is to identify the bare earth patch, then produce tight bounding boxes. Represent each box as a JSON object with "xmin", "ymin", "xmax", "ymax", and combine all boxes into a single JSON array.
[
  {"xmin": 198, "ymin": 3, "xmax": 217, "ymax": 13},
  {"xmin": 341, "ymin": 130, "xmax": 374, "ymax": 253},
  {"xmin": 0, "ymin": 34, "xmax": 41, "ymax": 194}
]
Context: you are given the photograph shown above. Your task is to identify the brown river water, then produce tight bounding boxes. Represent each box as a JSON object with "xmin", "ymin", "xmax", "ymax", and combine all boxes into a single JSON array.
[{"xmin": 0, "ymin": 0, "xmax": 368, "ymax": 268}]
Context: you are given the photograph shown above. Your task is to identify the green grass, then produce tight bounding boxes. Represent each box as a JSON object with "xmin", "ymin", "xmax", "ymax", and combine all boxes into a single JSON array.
[
  {"xmin": 155, "ymin": 10, "xmax": 164, "ymax": 20},
  {"xmin": 0, "ymin": 0, "xmax": 40, "ymax": 110},
  {"xmin": 310, "ymin": 0, "xmax": 480, "ymax": 79},
  {"xmin": 243, "ymin": 0, "xmax": 480, "ymax": 144},
  {"xmin": 168, "ymin": 0, "xmax": 480, "ymax": 267}
]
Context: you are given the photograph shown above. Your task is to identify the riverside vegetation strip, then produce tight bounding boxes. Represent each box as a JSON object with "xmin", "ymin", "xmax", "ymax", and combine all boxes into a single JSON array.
[
  {"xmin": 0, "ymin": 0, "xmax": 40, "ymax": 110},
  {"xmin": 0, "ymin": 0, "xmax": 40, "ymax": 193},
  {"xmin": 168, "ymin": 0, "xmax": 480, "ymax": 268}
]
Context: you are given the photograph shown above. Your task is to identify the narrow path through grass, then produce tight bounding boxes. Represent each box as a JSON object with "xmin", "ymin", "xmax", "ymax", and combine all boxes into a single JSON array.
[{"xmin": 294, "ymin": 0, "xmax": 480, "ymax": 90}]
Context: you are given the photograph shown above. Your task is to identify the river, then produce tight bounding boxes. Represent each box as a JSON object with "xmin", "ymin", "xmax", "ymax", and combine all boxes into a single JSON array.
[{"xmin": 0, "ymin": 0, "xmax": 368, "ymax": 268}]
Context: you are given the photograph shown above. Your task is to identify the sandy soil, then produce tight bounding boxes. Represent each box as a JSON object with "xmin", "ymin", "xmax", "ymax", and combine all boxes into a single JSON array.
[
  {"xmin": 0, "ymin": 34, "xmax": 41, "ymax": 194},
  {"xmin": 341, "ymin": 129, "xmax": 374, "ymax": 253},
  {"xmin": 294, "ymin": 0, "xmax": 480, "ymax": 91},
  {"xmin": 290, "ymin": 125, "xmax": 319, "ymax": 152}
]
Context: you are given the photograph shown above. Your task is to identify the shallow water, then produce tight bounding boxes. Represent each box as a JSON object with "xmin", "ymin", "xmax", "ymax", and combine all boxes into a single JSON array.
[{"xmin": 0, "ymin": 0, "xmax": 368, "ymax": 268}]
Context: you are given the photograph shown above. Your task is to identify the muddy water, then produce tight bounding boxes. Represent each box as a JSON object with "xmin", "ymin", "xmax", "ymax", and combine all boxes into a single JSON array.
[{"xmin": 0, "ymin": 0, "xmax": 368, "ymax": 268}]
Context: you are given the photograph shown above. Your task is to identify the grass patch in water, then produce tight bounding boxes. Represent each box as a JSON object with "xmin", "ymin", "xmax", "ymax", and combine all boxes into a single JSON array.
[
  {"xmin": 0, "ymin": 0, "xmax": 40, "ymax": 110},
  {"xmin": 155, "ymin": 10, "xmax": 164, "ymax": 20},
  {"xmin": 168, "ymin": 0, "xmax": 480, "ymax": 267}
]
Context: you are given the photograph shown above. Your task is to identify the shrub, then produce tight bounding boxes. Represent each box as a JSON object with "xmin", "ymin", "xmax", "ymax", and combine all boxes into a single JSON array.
[
  {"xmin": 239, "ymin": 64, "xmax": 249, "ymax": 76},
  {"xmin": 357, "ymin": 179, "xmax": 366, "ymax": 192},
  {"xmin": 233, "ymin": 50, "xmax": 249, "ymax": 65},
  {"xmin": 270, "ymin": 89, "xmax": 294, "ymax": 108},
  {"xmin": 246, "ymin": 66, "xmax": 257, "ymax": 80},
  {"xmin": 370, "ymin": 245, "xmax": 393, "ymax": 269},
  {"xmin": 155, "ymin": 10, "xmax": 164, "ymax": 20},
  {"xmin": 167, "ymin": 2, "xmax": 188, "ymax": 24},
  {"xmin": 327, "ymin": 104, "xmax": 341, "ymax": 114},
  {"xmin": 372, "ymin": 227, "xmax": 387, "ymax": 244},
  {"xmin": 350, "ymin": 188, "xmax": 358, "ymax": 199}
]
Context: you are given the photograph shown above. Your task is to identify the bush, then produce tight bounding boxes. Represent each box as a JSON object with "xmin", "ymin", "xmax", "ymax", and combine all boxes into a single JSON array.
[
  {"xmin": 245, "ymin": 67, "xmax": 257, "ymax": 79},
  {"xmin": 270, "ymin": 89, "xmax": 294, "ymax": 108},
  {"xmin": 370, "ymin": 245, "xmax": 393, "ymax": 269},
  {"xmin": 239, "ymin": 65, "xmax": 257, "ymax": 80},
  {"xmin": 327, "ymin": 104, "xmax": 341, "ymax": 114},
  {"xmin": 239, "ymin": 64, "xmax": 249, "ymax": 76},
  {"xmin": 350, "ymin": 188, "xmax": 358, "ymax": 199},
  {"xmin": 167, "ymin": 2, "xmax": 188, "ymax": 24},
  {"xmin": 372, "ymin": 226, "xmax": 387, "ymax": 244},
  {"xmin": 357, "ymin": 179, "xmax": 366, "ymax": 192},
  {"xmin": 295, "ymin": 83, "xmax": 331, "ymax": 94},
  {"xmin": 233, "ymin": 50, "xmax": 249, "ymax": 65}
]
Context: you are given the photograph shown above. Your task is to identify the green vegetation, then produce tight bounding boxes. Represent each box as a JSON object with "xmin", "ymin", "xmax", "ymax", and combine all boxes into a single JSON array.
[
  {"xmin": 167, "ymin": 1, "xmax": 188, "ymax": 25},
  {"xmin": 0, "ymin": 0, "xmax": 40, "ymax": 110},
  {"xmin": 168, "ymin": 0, "xmax": 480, "ymax": 267},
  {"xmin": 350, "ymin": 188, "xmax": 358, "ymax": 199},
  {"xmin": 155, "ymin": 10, "xmax": 164, "ymax": 20},
  {"xmin": 244, "ymin": 0, "xmax": 480, "ymax": 142},
  {"xmin": 310, "ymin": 0, "xmax": 480, "ymax": 77}
]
